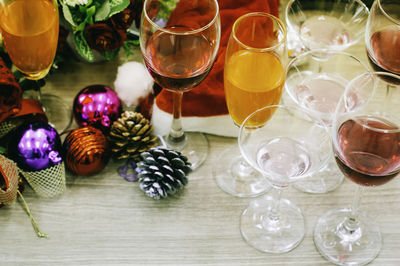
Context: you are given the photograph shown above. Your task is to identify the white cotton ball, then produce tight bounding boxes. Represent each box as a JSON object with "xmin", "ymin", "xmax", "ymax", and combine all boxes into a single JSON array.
[{"xmin": 114, "ymin": 62, "xmax": 154, "ymax": 107}]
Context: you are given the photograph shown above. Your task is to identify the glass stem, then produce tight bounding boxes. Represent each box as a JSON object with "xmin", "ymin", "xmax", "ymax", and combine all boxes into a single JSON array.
[
  {"xmin": 338, "ymin": 186, "xmax": 364, "ymax": 241},
  {"xmin": 268, "ymin": 187, "xmax": 282, "ymax": 222},
  {"xmin": 167, "ymin": 91, "xmax": 185, "ymax": 144}
]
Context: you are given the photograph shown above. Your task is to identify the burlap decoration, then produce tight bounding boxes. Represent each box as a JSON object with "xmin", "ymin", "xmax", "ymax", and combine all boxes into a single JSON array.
[
  {"xmin": 0, "ymin": 154, "xmax": 19, "ymax": 205},
  {"xmin": 20, "ymin": 162, "xmax": 66, "ymax": 198},
  {"xmin": 0, "ymin": 119, "xmax": 22, "ymax": 138}
]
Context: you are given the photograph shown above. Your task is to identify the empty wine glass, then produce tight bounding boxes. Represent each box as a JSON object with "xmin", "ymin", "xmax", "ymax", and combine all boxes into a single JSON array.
[
  {"xmin": 140, "ymin": 0, "xmax": 221, "ymax": 169},
  {"xmin": 239, "ymin": 105, "xmax": 330, "ymax": 253},
  {"xmin": 0, "ymin": 0, "xmax": 72, "ymax": 132},
  {"xmin": 285, "ymin": 0, "xmax": 369, "ymax": 55},
  {"xmin": 365, "ymin": 0, "xmax": 400, "ymax": 78},
  {"xmin": 314, "ymin": 72, "xmax": 400, "ymax": 265},
  {"xmin": 285, "ymin": 49, "xmax": 370, "ymax": 193},
  {"xmin": 214, "ymin": 12, "xmax": 287, "ymax": 197}
]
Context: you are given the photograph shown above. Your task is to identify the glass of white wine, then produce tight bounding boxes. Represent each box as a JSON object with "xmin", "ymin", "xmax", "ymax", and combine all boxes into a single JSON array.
[{"xmin": 0, "ymin": 0, "xmax": 72, "ymax": 132}]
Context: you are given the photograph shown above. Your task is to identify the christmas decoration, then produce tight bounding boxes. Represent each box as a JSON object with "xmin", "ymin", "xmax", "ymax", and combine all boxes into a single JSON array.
[
  {"xmin": 0, "ymin": 56, "xmax": 22, "ymax": 123},
  {"xmin": 59, "ymin": 0, "xmax": 142, "ymax": 62},
  {"xmin": 0, "ymin": 154, "xmax": 19, "ymax": 206},
  {"xmin": 63, "ymin": 126, "xmax": 110, "ymax": 176},
  {"xmin": 114, "ymin": 62, "xmax": 154, "ymax": 116},
  {"xmin": 73, "ymin": 85, "xmax": 122, "ymax": 132},
  {"xmin": 7, "ymin": 121, "xmax": 66, "ymax": 198},
  {"xmin": 0, "ymin": 118, "xmax": 23, "ymax": 139},
  {"xmin": 137, "ymin": 147, "xmax": 191, "ymax": 199},
  {"xmin": 7, "ymin": 121, "xmax": 63, "ymax": 171},
  {"xmin": 108, "ymin": 111, "xmax": 158, "ymax": 160},
  {"xmin": 0, "ymin": 155, "xmax": 47, "ymax": 238}
]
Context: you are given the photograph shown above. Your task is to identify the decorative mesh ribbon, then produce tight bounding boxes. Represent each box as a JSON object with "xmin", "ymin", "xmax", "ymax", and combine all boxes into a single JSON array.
[
  {"xmin": 20, "ymin": 162, "xmax": 66, "ymax": 198},
  {"xmin": 0, "ymin": 154, "xmax": 19, "ymax": 204}
]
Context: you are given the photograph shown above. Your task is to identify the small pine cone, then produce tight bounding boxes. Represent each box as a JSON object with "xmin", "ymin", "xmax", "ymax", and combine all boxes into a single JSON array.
[
  {"xmin": 138, "ymin": 147, "xmax": 192, "ymax": 199},
  {"xmin": 108, "ymin": 111, "xmax": 158, "ymax": 160}
]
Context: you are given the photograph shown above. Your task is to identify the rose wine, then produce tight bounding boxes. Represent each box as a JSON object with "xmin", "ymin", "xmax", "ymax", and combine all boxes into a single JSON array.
[
  {"xmin": 300, "ymin": 15, "xmax": 350, "ymax": 49},
  {"xmin": 335, "ymin": 116, "xmax": 400, "ymax": 186},
  {"xmin": 367, "ymin": 27, "xmax": 400, "ymax": 80},
  {"xmin": 143, "ymin": 27, "xmax": 214, "ymax": 92},
  {"xmin": 224, "ymin": 50, "xmax": 285, "ymax": 127},
  {"xmin": 0, "ymin": 0, "xmax": 59, "ymax": 80}
]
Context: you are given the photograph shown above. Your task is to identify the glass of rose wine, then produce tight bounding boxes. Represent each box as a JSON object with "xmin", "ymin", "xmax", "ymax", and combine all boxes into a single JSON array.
[
  {"xmin": 0, "ymin": 0, "xmax": 72, "ymax": 133},
  {"xmin": 239, "ymin": 104, "xmax": 330, "ymax": 253},
  {"xmin": 285, "ymin": 0, "xmax": 369, "ymax": 56},
  {"xmin": 314, "ymin": 72, "xmax": 400, "ymax": 265},
  {"xmin": 365, "ymin": 0, "xmax": 400, "ymax": 80},
  {"xmin": 213, "ymin": 12, "xmax": 287, "ymax": 197},
  {"xmin": 285, "ymin": 49, "xmax": 370, "ymax": 194},
  {"xmin": 140, "ymin": 0, "xmax": 220, "ymax": 169}
]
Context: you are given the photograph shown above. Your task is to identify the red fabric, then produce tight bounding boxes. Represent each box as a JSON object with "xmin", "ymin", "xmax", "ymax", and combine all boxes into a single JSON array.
[
  {"xmin": 0, "ymin": 57, "xmax": 22, "ymax": 123},
  {"xmin": 155, "ymin": 0, "xmax": 280, "ymax": 117},
  {"xmin": 0, "ymin": 56, "xmax": 46, "ymax": 124}
]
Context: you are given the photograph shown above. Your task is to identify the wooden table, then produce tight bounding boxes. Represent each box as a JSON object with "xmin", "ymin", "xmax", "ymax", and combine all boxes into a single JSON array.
[{"xmin": 2, "ymin": 5, "xmax": 400, "ymax": 266}]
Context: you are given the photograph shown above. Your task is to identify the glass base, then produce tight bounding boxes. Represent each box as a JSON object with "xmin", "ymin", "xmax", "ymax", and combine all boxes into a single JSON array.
[
  {"xmin": 163, "ymin": 131, "xmax": 208, "ymax": 170},
  {"xmin": 294, "ymin": 159, "xmax": 344, "ymax": 194},
  {"xmin": 314, "ymin": 208, "xmax": 382, "ymax": 266},
  {"xmin": 213, "ymin": 147, "xmax": 270, "ymax": 197},
  {"xmin": 40, "ymin": 94, "xmax": 72, "ymax": 133},
  {"xmin": 240, "ymin": 195, "xmax": 305, "ymax": 253}
]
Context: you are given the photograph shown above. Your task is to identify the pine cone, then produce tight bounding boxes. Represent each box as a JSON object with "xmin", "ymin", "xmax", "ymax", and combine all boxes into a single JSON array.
[
  {"xmin": 138, "ymin": 147, "xmax": 192, "ymax": 199},
  {"xmin": 108, "ymin": 111, "xmax": 158, "ymax": 160}
]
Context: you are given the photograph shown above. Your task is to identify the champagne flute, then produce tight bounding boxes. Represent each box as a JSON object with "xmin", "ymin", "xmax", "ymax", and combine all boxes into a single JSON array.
[
  {"xmin": 214, "ymin": 12, "xmax": 287, "ymax": 197},
  {"xmin": 239, "ymin": 105, "xmax": 330, "ymax": 253},
  {"xmin": 314, "ymin": 72, "xmax": 400, "ymax": 265},
  {"xmin": 285, "ymin": 49, "xmax": 370, "ymax": 193},
  {"xmin": 0, "ymin": 0, "xmax": 72, "ymax": 132},
  {"xmin": 140, "ymin": 0, "xmax": 220, "ymax": 170},
  {"xmin": 285, "ymin": 0, "xmax": 369, "ymax": 56},
  {"xmin": 365, "ymin": 0, "xmax": 400, "ymax": 80}
]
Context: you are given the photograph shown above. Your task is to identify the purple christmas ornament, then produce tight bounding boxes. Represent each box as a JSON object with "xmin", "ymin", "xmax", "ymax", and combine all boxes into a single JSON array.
[
  {"xmin": 7, "ymin": 121, "xmax": 63, "ymax": 171},
  {"xmin": 73, "ymin": 85, "xmax": 122, "ymax": 131}
]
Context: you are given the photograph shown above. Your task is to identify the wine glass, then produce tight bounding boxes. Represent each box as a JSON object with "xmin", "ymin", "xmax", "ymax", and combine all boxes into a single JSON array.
[
  {"xmin": 140, "ymin": 0, "xmax": 220, "ymax": 170},
  {"xmin": 314, "ymin": 72, "xmax": 400, "ymax": 265},
  {"xmin": 285, "ymin": 0, "xmax": 369, "ymax": 56},
  {"xmin": 213, "ymin": 12, "xmax": 287, "ymax": 197},
  {"xmin": 285, "ymin": 49, "xmax": 370, "ymax": 193},
  {"xmin": 239, "ymin": 105, "xmax": 330, "ymax": 253},
  {"xmin": 0, "ymin": 0, "xmax": 72, "ymax": 132},
  {"xmin": 365, "ymin": 0, "xmax": 400, "ymax": 79}
]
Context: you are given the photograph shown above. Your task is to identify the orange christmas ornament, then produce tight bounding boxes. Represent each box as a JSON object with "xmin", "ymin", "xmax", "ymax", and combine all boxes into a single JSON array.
[{"xmin": 63, "ymin": 126, "xmax": 110, "ymax": 176}]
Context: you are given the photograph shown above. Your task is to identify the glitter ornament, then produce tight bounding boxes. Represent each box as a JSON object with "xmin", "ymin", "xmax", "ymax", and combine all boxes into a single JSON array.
[
  {"xmin": 7, "ymin": 121, "xmax": 63, "ymax": 172},
  {"xmin": 63, "ymin": 126, "xmax": 110, "ymax": 176},
  {"xmin": 73, "ymin": 85, "xmax": 122, "ymax": 132}
]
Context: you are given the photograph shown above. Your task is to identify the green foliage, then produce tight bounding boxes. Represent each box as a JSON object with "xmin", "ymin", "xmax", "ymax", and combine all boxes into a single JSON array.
[
  {"xmin": 158, "ymin": 0, "xmax": 178, "ymax": 20},
  {"xmin": 109, "ymin": 0, "xmax": 130, "ymax": 17},
  {"xmin": 99, "ymin": 49, "xmax": 120, "ymax": 61},
  {"xmin": 74, "ymin": 31, "xmax": 95, "ymax": 62},
  {"xmin": 95, "ymin": 1, "xmax": 111, "ymax": 21},
  {"xmin": 59, "ymin": 0, "xmax": 139, "ymax": 62},
  {"xmin": 123, "ymin": 39, "xmax": 140, "ymax": 60}
]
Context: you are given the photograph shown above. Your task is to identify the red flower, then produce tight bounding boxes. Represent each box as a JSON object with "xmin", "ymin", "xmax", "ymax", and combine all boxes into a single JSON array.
[
  {"xmin": 110, "ymin": 0, "xmax": 143, "ymax": 30},
  {"xmin": 85, "ymin": 23, "xmax": 127, "ymax": 51}
]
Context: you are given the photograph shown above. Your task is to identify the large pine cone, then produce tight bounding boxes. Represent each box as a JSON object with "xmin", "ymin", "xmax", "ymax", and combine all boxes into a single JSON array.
[
  {"xmin": 138, "ymin": 147, "xmax": 192, "ymax": 199},
  {"xmin": 108, "ymin": 111, "xmax": 158, "ymax": 160}
]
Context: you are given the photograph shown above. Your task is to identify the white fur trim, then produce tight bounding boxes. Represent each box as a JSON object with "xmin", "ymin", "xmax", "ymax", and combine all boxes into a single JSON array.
[
  {"xmin": 151, "ymin": 103, "xmax": 238, "ymax": 137},
  {"xmin": 114, "ymin": 62, "xmax": 154, "ymax": 107}
]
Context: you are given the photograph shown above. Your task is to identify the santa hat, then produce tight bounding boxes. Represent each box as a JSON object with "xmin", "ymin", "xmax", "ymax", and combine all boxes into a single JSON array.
[{"xmin": 115, "ymin": 0, "xmax": 281, "ymax": 137}]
